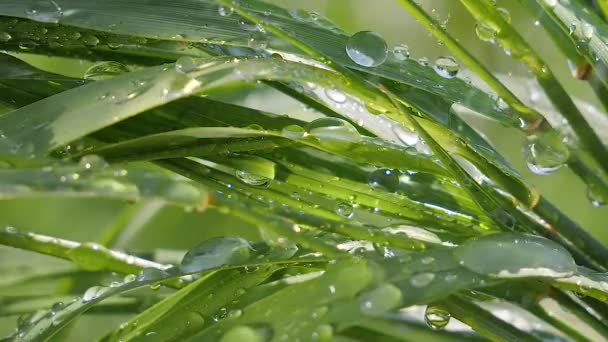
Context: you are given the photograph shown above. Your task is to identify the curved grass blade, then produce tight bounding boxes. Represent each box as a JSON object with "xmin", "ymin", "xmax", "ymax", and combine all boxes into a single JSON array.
[{"xmin": 0, "ymin": 0, "xmax": 508, "ymax": 123}]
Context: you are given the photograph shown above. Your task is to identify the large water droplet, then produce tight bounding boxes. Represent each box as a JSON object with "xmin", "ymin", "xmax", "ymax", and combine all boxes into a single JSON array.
[
  {"xmin": 410, "ymin": 272, "xmax": 435, "ymax": 287},
  {"xmin": 82, "ymin": 35, "xmax": 100, "ymax": 47},
  {"xmin": 392, "ymin": 44, "xmax": 410, "ymax": 61},
  {"xmin": 324, "ymin": 88, "xmax": 347, "ymax": 104},
  {"xmin": 175, "ymin": 56, "xmax": 198, "ymax": 74},
  {"xmin": 306, "ymin": 118, "xmax": 361, "ymax": 143},
  {"xmin": 433, "ymin": 56, "xmax": 459, "ymax": 78},
  {"xmin": 393, "ymin": 125, "xmax": 419, "ymax": 146},
  {"xmin": 235, "ymin": 169, "xmax": 272, "ymax": 187},
  {"xmin": 84, "ymin": 62, "xmax": 130, "ymax": 81},
  {"xmin": 369, "ymin": 168, "xmax": 399, "ymax": 191},
  {"xmin": 82, "ymin": 286, "xmax": 108, "ymax": 302},
  {"xmin": 180, "ymin": 237, "xmax": 252, "ymax": 273},
  {"xmin": 454, "ymin": 233, "xmax": 577, "ymax": 278},
  {"xmin": 26, "ymin": 0, "xmax": 62, "ymax": 24},
  {"xmin": 523, "ymin": 133, "xmax": 569, "ymax": 175},
  {"xmin": 137, "ymin": 267, "xmax": 169, "ymax": 282},
  {"xmin": 346, "ymin": 31, "xmax": 388, "ymax": 67},
  {"xmin": 281, "ymin": 124, "xmax": 305, "ymax": 139},
  {"xmin": 220, "ymin": 326, "xmax": 265, "ymax": 342},
  {"xmin": 475, "ymin": 23, "xmax": 496, "ymax": 43},
  {"xmin": 358, "ymin": 283, "xmax": 402, "ymax": 315},
  {"xmin": 424, "ymin": 305, "xmax": 451, "ymax": 330}
]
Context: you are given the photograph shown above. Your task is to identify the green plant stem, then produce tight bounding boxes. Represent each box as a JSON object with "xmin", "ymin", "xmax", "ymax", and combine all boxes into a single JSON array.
[
  {"xmin": 439, "ymin": 296, "xmax": 541, "ymax": 341},
  {"xmin": 0, "ymin": 228, "xmax": 169, "ymax": 274},
  {"xmin": 547, "ymin": 290, "xmax": 608, "ymax": 340},
  {"xmin": 459, "ymin": 0, "xmax": 608, "ymax": 175}
]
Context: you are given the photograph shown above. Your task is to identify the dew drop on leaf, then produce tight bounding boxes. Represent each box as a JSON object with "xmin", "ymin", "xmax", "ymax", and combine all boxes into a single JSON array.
[
  {"xmin": 281, "ymin": 124, "xmax": 305, "ymax": 139},
  {"xmin": 180, "ymin": 237, "xmax": 252, "ymax": 273},
  {"xmin": 136, "ymin": 267, "xmax": 169, "ymax": 282},
  {"xmin": 175, "ymin": 56, "xmax": 197, "ymax": 74},
  {"xmin": 433, "ymin": 56, "xmax": 459, "ymax": 78},
  {"xmin": 82, "ymin": 34, "xmax": 100, "ymax": 47},
  {"xmin": 393, "ymin": 125, "xmax": 419, "ymax": 146},
  {"xmin": 84, "ymin": 61, "xmax": 130, "ymax": 81},
  {"xmin": 368, "ymin": 168, "xmax": 399, "ymax": 191},
  {"xmin": 358, "ymin": 283, "xmax": 402, "ymax": 315},
  {"xmin": 392, "ymin": 44, "xmax": 410, "ymax": 61},
  {"xmin": 497, "ymin": 7, "xmax": 511, "ymax": 23},
  {"xmin": 424, "ymin": 305, "xmax": 451, "ymax": 330},
  {"xmin": 324, "ymin": 88, "xmax": 347, "ymax": 103},
  {"xmin": 306, "ymin": 118, "xmax": 362, "ymax": 143},
  {"xmin": 409, "ymin": 272, "xmax": 435, "ymax": 287},
  {"xmin": 218, "ymin": 5, "xmax": 234, "ymax": 17},
  {"xmin": 346, "ymin": 31, "xmax": 388, "ymax": 67},
  {"xmin": 335, "ymin": 202, "xmax": 354, "ymax": 218},
  {"xmin": 454, "ymin": 233, "xmax": 577, "ymax": 278},
  {"xmin": 522, "ymin": 132, "xmax": 569, "ymax": 175},
  {"xmin": 235, "ymin": 169, "xmax": 272, "ymax": 187},
  {"xmin": 475, "ymin": 23, "xmax": 496, "ymax": 43},
  {"xmin": 247, "ymin": 31, "xmax": 268, "ymax": 49},
  {"xmin": 26, "ymin": 0, "xmax": 62, "ymax": 24},
  {"xmin": 82, "ymin": 286, "xmax": 108, "ymax": 302},
  {"xmin": 587, "ymin": 183, "xmax": 606, "ymax": 207},
  {"xmin": 220, "ymin": 325, "xmax": 264, "ymax": 342},
  {"xmin": 0, "ymin": 32, "xmax": 11, "ymax": 42}
]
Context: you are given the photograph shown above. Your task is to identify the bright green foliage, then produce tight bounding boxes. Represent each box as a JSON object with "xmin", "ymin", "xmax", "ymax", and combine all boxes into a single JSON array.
[{"xmin": 0, "ymin": 0, "xmax": 608, "ymax": 341}]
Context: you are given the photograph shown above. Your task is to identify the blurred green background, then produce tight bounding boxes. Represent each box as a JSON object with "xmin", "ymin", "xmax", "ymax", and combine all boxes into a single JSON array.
[{"xmin": 1, "ymin": 0, "xmax": 606, "ymax": 339}]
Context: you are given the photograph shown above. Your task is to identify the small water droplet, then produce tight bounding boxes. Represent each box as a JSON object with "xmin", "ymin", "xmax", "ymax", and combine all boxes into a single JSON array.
[
  {"xmin": 26, "ymin": 0, "xmax": 62, "ymax": 24},
  {"xmin": 523, "ymin": 133, "xmax": 569, "ymax": 175},
  {"xmin": 587, "ymin": 184, "xmax": 606, "ymax": 207},
  {"xmin": 433, "ymin": 56, "xmax": 459, "ymax": 78},
  {"xmin": 288, "ymin": 8, "xmax": 311, "ymax": 22},
  {"xmin": 410, "ymin": 272, "xmax": 435, "ymax": 287},
  {"xmin": 175, "ymin": 56, "xmax": 197, "ymax": 74},
  {"xmin": 220, "ymin": 325, "xmax": 264, "ymax": 342},
  {"xmin": 369, "ymin": 168, "xmax": 399, "ymax": 191},
  {"xmin": 346, "ymin": 31, "xmax": 388, "ymax": 67},
  {"xmin": 392, "ymin": 125, "xmax": 419, "ymax": 146},
  {"xmin": 424, "ymin": 305, "xmax": 451, "ymax": 330},
  {"xmin": 0, "ymin": 32, "xmax": 11, "ymax": 42},
  {"xmin": 392, "ymin": 44, "xmax": 410, "ymax": 61},
  {"xmin": 84, "ymin": 61, "xmax": 130, "ymax": 80},
  {"xmin": 335, "ymin": 202, "xmax": 354, "ymax": 218},
  {"xmin": 248, "ymin": 31, "xmax": 268, "ymax": 49},
  {"xmin": 497, "ymin": 7, "xmax": 511, "ymax": 23},
  {"xmin": 180, "ymin": 237, "xmax": 252, "ymax": 273},
  {"xmin": 50, "ymin": 302, "xmax": 65, "ymax": 314},
  {"xmin": 306, "ymin": 117, "xmax": 361, "ymax": 143},
  {"xmin": 137, "ymin": 267, "xmax": 168, "ymax": 282},
  {"xmin": 475, "ymin": 23, "xmax": 496, "ymax": 43},
  {"xmin": 218, "ymin": 5, "xmax": 234, "ymax": 17}
]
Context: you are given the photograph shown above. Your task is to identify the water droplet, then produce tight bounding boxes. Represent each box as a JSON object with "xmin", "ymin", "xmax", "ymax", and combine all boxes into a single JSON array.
[
  {"xmin": 392, "ymin": 44, "xmax": 410, "ymax": 61},
  {"xmin": 346, "ymin": 31, "xmax": 388, "ymax": 67},
  {"xmin": 324, "ymin": 88, "xmax": 347, "ymax": 103},
  {"xmin": 50, "ymin": 302, "xmax": 65, "ymax": 314},
  {"xmin": 358, "ymin": 283, "xmax": 402, "ymax": 315},
  {"xmin": 180, "ymin": 237, "xmax": 252, "ymax": 273},
  {"xmin": 228, "ymin": 309, "xmax": 243, "ymax": 319},
  {"xmin": 235, "ymin": 170, "xmax": 272, "ymax": 187},
  {"xmin": 175, "ymin": 56, "xmax": 197, "ymax": 74},
  {"xmin": 369, "ymin": 168, "xmax": 399, "ymax": 191},
  {"xmin": 218, "ymin": 5, "xmax": 234, "ymax": 17},
  {"xmin": 4, "ymin": 226, "xmax": 18, "ymax": 234},
  {"xmin": 281, "ymin": 125, "xmax": 305, "ymax": 139},
  {"xmin": 475, "ymin": 23, "xmax": 496, "ymax": 43},
  {"xmin": 137, "ymin": 267, "xmax": 168, "ymax": 282},
  {"xmin": 288, "ymin": 8, "xmax": 311, "ymax": 22},
  {"xmin": 248, "ymin": 31, "xmax": 268, "ymax": 49},
  {"xmin": 454, "ymin": 233, "xmax": 577, "ymax": 278},
  {"xmin": 220, "ymin": 325, "xmax": 264, "ymax": 342},
  {"xmin": 84, "ymin": 61, "xmax": 130, "ymax": 80},
  {"xmin": 306, "ymin": 118, "xmax": 361, "ymax": 143},
  {"xmin": 0, "ymin": 32, "xmax": 11, "ymax": 42},
  {"xmin": 335, "ymin": 202, "xmax": 354, "ymax": 218},
  {"xmin": 26, "ymin": 0, "xmax": 62, "ymax": 24},
  {"xmin": 19, "ymin": 40, "xmax": 37, "ymax": 51},
  {"xmin": 392, "ymin": 125, "xmax": 419, "ymax": 146},
  {"xmin": 497, "ymin": 7, "xmax": 511, "ymax": 23},
  {"xmin": 410, "ymin": 272, "xmax": 435, "ymax": 287},
  {"xmin": 82, "ymin": 35, "xmax": 100, "ymax": 47},
  {"xmin": 417, "ymin": 57, "xmax": 429, "ymax": 66},
  {"xmin": 523, "ymin": 133, "xmax": 569, "ymax": 175},
  {"xmin": 433, "ymin": 56, "xmax": 459, "ymax": 78},
  {"xmin": 424, "ymin": 305, "xmax": 451, "ymax": 330},
  {"xmin": 82, "ymin": 286, "xmax": 108, "ymax": 302},
  {"xmin": 587, "ymin": 184, "xmax": 606, "ymax": 207}
]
